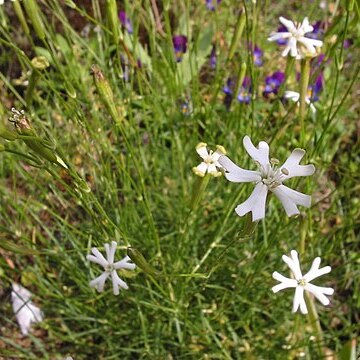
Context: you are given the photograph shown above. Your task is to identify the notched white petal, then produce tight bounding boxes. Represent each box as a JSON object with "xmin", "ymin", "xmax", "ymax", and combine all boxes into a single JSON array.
[
  {"xmin": 280, "ymin": 148, "xmax": 315, "ymax": 180},
  {"xmin": 243, "ymin": 136, "xmax": 270, "ymax": 167},
  {"xmin": 113, "ymin": 256, "xmax": 136, "ymax": 270},
  {"xmin": 279, "ymin": 16, "xmax": 295, "ymax": 30},
  {"xmin": 192, "ymin": 162, "xmax": 207, "ymax": 177},
  {"xmin": 195, "ymin": 142, "xmax": 209, "ymax": 159},
  {"xmin": 90, "ymin": 272, "xmax": 109, "ymax": 292}
]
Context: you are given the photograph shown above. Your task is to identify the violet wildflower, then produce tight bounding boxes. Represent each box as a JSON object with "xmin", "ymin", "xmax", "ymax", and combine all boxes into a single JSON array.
[
  {"xmin": 263, "ymin": 71, "xmax": 285, "ymax": 97},
  {"xmin": 253, "ymin": 45, "xmax": 263, "ymax": 66},
  {"xmin": 237, "ymin": 76, "xmax": 251, "ymax": 104},
  {"xmin": 223, "ymin": 77, "xmax": 235, "ymax": 96},
  {"xmin": 210, "ymin": 45, "xmax": 217, "ymax": 68},
  {"xmin": 223, "ymin": 77, "xmax": 236, "ymax": 109},
  {"xmin": 180, "ymin": 99, "xmax": 192, "ymax": 116},
  {"xmin": 343, "ymin": 38, "xmax": 353, "ymax": 49},
  {"xmin": 119, "ymin": 11, "xmax": 133, "ymax": 34},
  {"xmin": 268, "ymin": 17, "xmax": 323, "ymax": 59},
  {"xmin": 307, "ymin": 21, "xmax": 325, "ymax": 40},
  {"xmin": 219, "ymin": 136, "xmax": 315, "ymax": 221},
  {"xmin": 272, "ymin": 250, "xmax": 334, "ymax": 314},
  {"xmin": 173, "ymin": 35, "xmax": 188, "ymax": 62},
  {"xmin": 205, "ymin": 0, "xmax": 221, "ymax": 11},
  {"xmin": 308, "ymin": 73, "xmax": 323, "ymax": 102}
]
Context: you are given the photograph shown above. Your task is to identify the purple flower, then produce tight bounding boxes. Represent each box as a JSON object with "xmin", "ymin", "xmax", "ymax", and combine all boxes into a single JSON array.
[
  {"xmin": 263, "ymin": 71, "xmax": 285, "ymax": 96},
  {"xmin": 275, "ymin": 24, "xmax": 288, "ymax": 45},
  {"xmin": 119, "ymin": 11, "xmax": 133, "ymax": 34},
  {"xmin": 206, "ymin": 0, "xmax": 221, "ymax": 11},
  {"xmin": 180, "ymin": 99, "xmax": 192, "ymax": 116},
  {"xmin": 223, "ymin": 77, "xmax": 235, "ymax": 95},
  {"xmin": 308, "ymin": 74, "xmax": 323, "ymax": 102},
  {"xmin": 209, "ymin": 45, "xmax": 217, "ymax": 68},
  {"xmin": 237, "ymin": 76, "xmax": 252, "ymax": 104},
  {"xmin": 253, "ymin": 45, "xmax": 263, "ymax": 66},
  {"xmin": 173, "ymin": 35, "xmax": 188, "ymax": 62},
  {"xmin": 223, "ymin": 77, "xmax": 251, "ymax": 105},
  {"xmin": 343, "ymin": 38, "xmax": 353, "ymax": 49},
  {"xmin": 307, "ymin": 21, "xmax": 325, "ymax": 40}
]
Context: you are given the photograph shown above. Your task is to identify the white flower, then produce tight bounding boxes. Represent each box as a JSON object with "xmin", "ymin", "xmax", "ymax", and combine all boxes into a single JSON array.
[
  {"xmin": 285, "ymin": 90, "xmax": 316, "ymax": 113},
  {"xmin": 268, "ymin": 17, "xmax": 323, "ymax": 59},
  {"xmin": 87, "ymin": 241, "xmax": 136, "ymax": 295},
  {"xmin": 11, "ymin": 283, "xmax": 43, "ymax": 335},
  {"xmin": 272, "ymin": 250, "xmax": 334, "ymax": 314},
  {"xmin": 219, "ymin": 136, "xmax": 315, "ymax": 221},
  {"xmin": 192, "ymin": 142, "xmax": 226, "ymax": 177}
]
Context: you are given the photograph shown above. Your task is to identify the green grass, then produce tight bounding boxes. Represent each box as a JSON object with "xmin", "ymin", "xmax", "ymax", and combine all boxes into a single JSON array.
[{"xmin": 0, "ymin": 0, "xmax": 359, "ymax": 359}]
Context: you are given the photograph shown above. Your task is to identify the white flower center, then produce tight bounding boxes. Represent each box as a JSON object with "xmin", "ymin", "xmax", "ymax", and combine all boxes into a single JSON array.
[
  {"xmin": 105, "ymin": 263, "xmax": 114, "ymax": 273},
  {"xmin": 297, "ymin": 278, "xmax": 307, "ymax": 287},
  {"xmin": 204, "ymin": 151, "xmax": 216, "ymax": 165},
  {"xmin": 290, "ymin": 23, "xmax": 305, "ymax": 40},
  {"xmin": 257, "ymin": 160, "xmax": 288, "ymax": 189}
]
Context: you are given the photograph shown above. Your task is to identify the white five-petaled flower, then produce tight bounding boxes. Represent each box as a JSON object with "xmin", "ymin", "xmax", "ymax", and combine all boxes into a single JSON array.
[
  {"xmin": 285, "ymin": 90, "xmax": 316, "ymax": 113},
  {"xmin": 87, "ymin": 241, "xmax": 136, "ymax": 295},
  {"xmin": 219, "ymin": 136, "xmax": 315, "ymax": 221},
  {"xmin": 268, "ymin": 17, "xmax": 323, "ymax": 59},
  {"xmin": 11, "ymin": 283, "xmax": 44, "ymax": 335},
  {"xmin": 192, "ymin": 142, "xmax": 226, "ymax": 177},
  {"xmin": 272, "ymin": 250, "xmax": 334, "ymax": 314}
]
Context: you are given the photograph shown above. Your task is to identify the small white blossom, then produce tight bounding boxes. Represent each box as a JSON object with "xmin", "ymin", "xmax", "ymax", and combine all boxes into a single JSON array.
[
  {"xmin": 272, "ymin": 250, "xmax": 334, "ymax": 314},
  {"xmin": 192, "ymin": 142, "xmax": 226, "ymax": 177},
  {"xmin": 219, "ymin": 136, "xmax": 315, "ymax": 221},
  {"xmin": 268, "ymin": 17, "xmax": 323, "ymax": 59},
  {"xmin": 87, "ymin": 241, "xmax": 136, "ymax": 295},
  {"xmin": 285, "ymin": 90, "xmax": 316, "ymax": 113},
  {"xmin": 11, "ymin": 283, "xmax": 43, "ymax": 335}
]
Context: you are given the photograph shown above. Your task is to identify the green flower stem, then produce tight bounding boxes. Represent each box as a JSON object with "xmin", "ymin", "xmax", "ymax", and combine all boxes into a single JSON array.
[
  {"xmin": 190, "ymin": 174, "xmax": 211, "ymax": 211},
  {"xmin": 299, "ymin": 216, "xmax": 307, "ymax": 255},
  {"xmin": 305, "ymin": 292, "xmax": 326, "ymax": 356},
  {"xmin": 278, "ymin": 56, "xmax": 295, "ymax": 98},
  {"xmin": 299, "ymin": 58, "xmax": 311, "ymax": 146}
]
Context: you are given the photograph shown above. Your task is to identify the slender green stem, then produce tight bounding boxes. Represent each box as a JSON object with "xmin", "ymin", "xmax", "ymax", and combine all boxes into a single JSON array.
[
  {"xmin": 305, "ymin": 293, "xmax": 326, "ymax": 356},
  {"xmin": 299, "ymin": 58, "xmax": 311, "ymax": 146}
]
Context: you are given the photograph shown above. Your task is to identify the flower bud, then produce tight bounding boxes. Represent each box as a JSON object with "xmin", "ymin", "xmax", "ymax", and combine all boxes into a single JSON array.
[
  {"xmin": 22, "ymin": 0, "xmax": 46, "ymax": 40},
  {"xmin": 91, "ymin": 64, "xmax": 121, "ymax": 123},
  {"xmin": 127, "ymin": 247, "xmax": 159, "ymax": 276},
  {"xmin": 0, "ymin": 124, "xmax": 18, "ymax": 141},
  {"xmin": 31, "ymin": 56, "xmax": 50, "ymax": 70}
]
